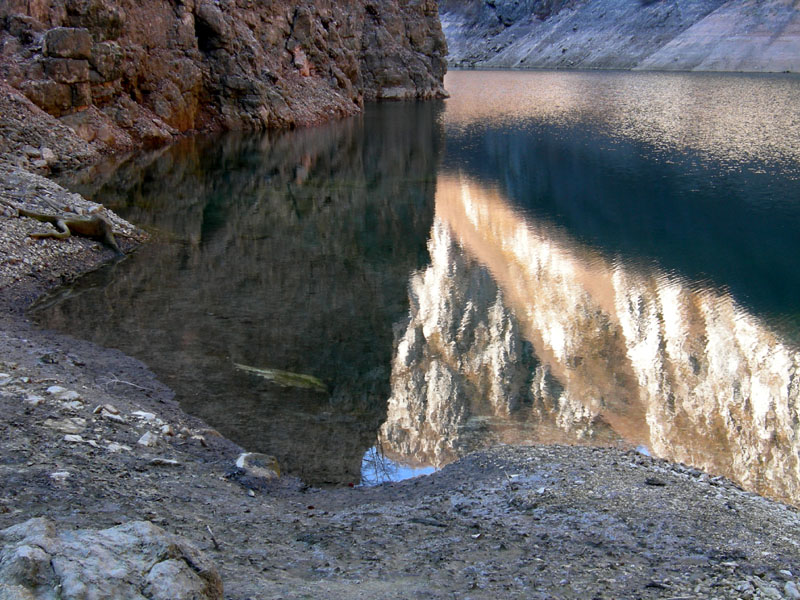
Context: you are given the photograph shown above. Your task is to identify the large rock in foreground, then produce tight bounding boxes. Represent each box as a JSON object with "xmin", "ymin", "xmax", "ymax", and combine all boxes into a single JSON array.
[
  {"xmin": 0, "ymin": 518, "xmax": 222, "ymax": 600},
  {"xmin": 0, "ymin": 0, "xmax": 447, "ymax": 152}
]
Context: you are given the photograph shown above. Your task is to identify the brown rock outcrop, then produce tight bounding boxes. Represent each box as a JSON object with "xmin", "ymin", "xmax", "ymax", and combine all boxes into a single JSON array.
[{"xmin": 0, "ymin": 0, "xmax": 447, "ymax": 153}]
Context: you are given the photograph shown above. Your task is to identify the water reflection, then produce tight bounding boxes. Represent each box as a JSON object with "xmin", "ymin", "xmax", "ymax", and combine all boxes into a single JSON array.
[
  {"xmin": 441, "ymin": 70, "xmax": 800, "ymax": 336},
  {"xmin": 33, "ymin": 71, "xmax": 800, "ymax": 501},
  {"xmin": 443, "ymin": 70, "xmax": 800, "ymax": 172},
  {"xmin": 34, "ymin": 102, "xmax": 442, "ymax": 485},
  {"xmin": 382, "ymin": 175, "xmax": 800, "ymax": 505}
]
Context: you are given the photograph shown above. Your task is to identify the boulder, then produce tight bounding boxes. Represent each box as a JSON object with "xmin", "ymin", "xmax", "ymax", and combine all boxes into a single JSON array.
[
  {"xmin": 42, "ymin": 28, "xmax": 92, "ymax": 60},
  {"xmin": 0, "ymin": 518, "xmax": 223, "ymax": 600},
  {"xmin": 235, "ymin": 452, "xmax": 280, "ymax": 480}
]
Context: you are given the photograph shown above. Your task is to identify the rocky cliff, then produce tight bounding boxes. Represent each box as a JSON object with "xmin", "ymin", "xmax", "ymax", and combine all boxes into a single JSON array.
[
  {"xmin": 440, "ymin": 0, "xmax": 800, "ymax": 72},
  {"xmin": 0, "ymin": 0, "xmax": 447, "ymax": 159}
]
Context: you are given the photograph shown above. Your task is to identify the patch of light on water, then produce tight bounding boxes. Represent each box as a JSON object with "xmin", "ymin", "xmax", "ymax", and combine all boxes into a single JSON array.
[{"xmin": 359, "ymin": 446, "xmax": 436, "ymax": 486}]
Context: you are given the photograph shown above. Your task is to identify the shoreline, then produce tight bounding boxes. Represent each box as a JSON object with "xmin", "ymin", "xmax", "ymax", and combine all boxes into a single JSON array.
[{"xmin": 1, "ymin": 102, "xmax": 800, "ymax": 600}]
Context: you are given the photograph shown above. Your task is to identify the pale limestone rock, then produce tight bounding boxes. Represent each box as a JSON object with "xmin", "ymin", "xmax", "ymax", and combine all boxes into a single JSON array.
[{"xmin": 0, "ymin": 518, "xmax": 222, "ymax": 600}]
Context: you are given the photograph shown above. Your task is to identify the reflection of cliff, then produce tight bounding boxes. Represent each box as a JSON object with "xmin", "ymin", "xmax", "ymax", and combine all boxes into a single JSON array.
[
  {"xmin": 383, "ymin": 174, "xmax": 800, "ymax": 505},
  {"xmin": 34, "ymin": 102, "xmax": 441, "ymax": 485}
]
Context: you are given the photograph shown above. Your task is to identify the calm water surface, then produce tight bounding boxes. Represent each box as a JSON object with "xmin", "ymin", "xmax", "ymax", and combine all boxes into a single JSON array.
[{"xmin": 36, "ymin": 71, "xmax": 800, "ymax": 502}]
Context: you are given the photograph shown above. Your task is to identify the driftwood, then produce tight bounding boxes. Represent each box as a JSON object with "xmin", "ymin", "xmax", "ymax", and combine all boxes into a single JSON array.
[{"xmin": 2, "ymin": 200, "xmax": 124, "ymax": 255}]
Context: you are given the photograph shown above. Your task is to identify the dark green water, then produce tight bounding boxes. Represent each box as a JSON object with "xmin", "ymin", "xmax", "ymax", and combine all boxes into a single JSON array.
[{"xmin": 35, "ymin": 71, "xmax": 800, "ymax": 501}]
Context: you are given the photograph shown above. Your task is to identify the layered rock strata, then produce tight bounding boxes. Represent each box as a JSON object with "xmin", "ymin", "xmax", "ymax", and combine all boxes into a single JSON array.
[
  {"xmin": 440, "ymin": 0, "xmax": 800, "ymax": 72},
  {"xmin": 0, "ymin": 0, "xmax": 447, "ymax": 157}
]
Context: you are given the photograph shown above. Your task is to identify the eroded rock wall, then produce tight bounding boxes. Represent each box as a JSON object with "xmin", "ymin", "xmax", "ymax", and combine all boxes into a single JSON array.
[
  {"xmin": 0, "ymin": 0, "xmax": 447, "ymax": 156},
  {"xmin": 440, "ymin": 0, "xmax": 800, "ymax": 73}
]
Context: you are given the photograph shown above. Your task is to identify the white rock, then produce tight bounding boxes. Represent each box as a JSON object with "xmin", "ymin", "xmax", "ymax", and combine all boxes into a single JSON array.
[
  {"xmin": 25, "ymin": 394, "xmax": 44, "ymax": 406},
  {"xmin": 44, "ymin": 417, "xmax": 86, "ymax": 434},
  {"xmin": 785, "ymin": 581, "xmax": 800, "ymax": 600},
  {"xmin": 46, "ymin": 385, "xmax": 68, "ymax": 396},
  {"xmin": 160, "ymin": 424, "xmax": 175, "ymax": 436},
  {"xmin": 49, "ymin": 471, "xmax": 71, "ymax": 484},
  {"xmin": 132, "ymin": 410, "xmax": 158, "ymax": 422},
  {"xmin": 40, "ymin": 147, "xmax": 56, "ymax": 164},
  {"xmin": 138, "ymin": 432, "xmax": 158, "ymax": 447},
  {"xmin": 93, "ymin": 403, "xmax": 120, "ymax": 415},
  {"xmin": 102, "ymin": 411, "xmax": 126, "ymax": 424},
  {"xmin": 57, "ymin": 390, "xmax": 82, "ymax": 402},
  {"xmin": 64, "ymin": 434, "xmax": 84, "ymax": 443},
  {"xmin": 106, "ymin": 442, "xmax": 131, "ymax": 453}
]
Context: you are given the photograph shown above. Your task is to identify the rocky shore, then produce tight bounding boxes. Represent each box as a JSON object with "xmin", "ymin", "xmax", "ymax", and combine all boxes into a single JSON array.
[{"xmin": 2, "ymin": 2, "xmax": 800, "ymax": 599}]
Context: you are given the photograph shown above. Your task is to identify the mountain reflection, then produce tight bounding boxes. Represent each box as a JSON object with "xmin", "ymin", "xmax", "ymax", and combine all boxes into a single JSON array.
[
  {"xmin": 35, "ymin": 103, "xmax": 442, "ymax": 485},
  {"xmin": 382, "ymin": 174, "xmax": 800, "ymax": 505}
]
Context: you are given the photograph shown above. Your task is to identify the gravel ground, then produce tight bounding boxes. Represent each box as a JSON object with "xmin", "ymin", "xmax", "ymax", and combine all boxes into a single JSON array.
[{"xmin": 1, "ymin": 90, "xmax": 800, "ymax": 599}]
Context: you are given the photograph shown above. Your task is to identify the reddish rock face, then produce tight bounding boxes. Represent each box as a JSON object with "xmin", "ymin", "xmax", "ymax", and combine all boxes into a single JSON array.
[{"xmin": 0, "ymin": 0, "xmax": 447, "ymax": 151}]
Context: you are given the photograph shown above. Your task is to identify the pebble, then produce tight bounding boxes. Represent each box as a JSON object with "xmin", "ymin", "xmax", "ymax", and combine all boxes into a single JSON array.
[
  {"xmin": 46, "ymin": 385, "xmax": 68, "ymax": 395},
  {"xmin": 160, "ymin": 424, "xmax": 175, "ymax": 436},
  {"xmin": 40, "ymin": 147, "xmax": 56, "ymax": 164},
  {"xmin": 106, "ymin": 442, "xmax": 131, "ymax": 453},
  {"xmin": 786, "ymin": 581, "xmax": 800, "ymax": 600},
  {"xmin": 102, "ymin": 411, "xmax": 126, "ymax": 424},
  {"xmin": 63, "ymin": 434, "xmax": 84, "ymax": 443},
  {"xmin": 21, "ymin": 145, "xmax": 41, "ymax": 158},
  {"xmin": 44, "ymin": 417, "xmax": 86, "ymax": 434},
  {"xmin": 137, "ymin": 431, "xmax": 158, "ymax": 447},
  {"xmin": 94, "ymin": 403, "xmax": 120, "ymax": 415},
  {"xmin": 25, "ymin": 394, "xmax": 44, "ymax": 406},
  {"xmin": 149, "ymin": 458, "xmax": 180, "ymax": 467},
  {"xmin": 132, "ymin": 410, "xmax": 158, "ymax": 422},
  {"xmin": 781, "ymin": 571, "xmax": 795, "ymax": 580},
  {"xmin": 49, "ymin": 471, "xmax": 71, "ymax": 484}
]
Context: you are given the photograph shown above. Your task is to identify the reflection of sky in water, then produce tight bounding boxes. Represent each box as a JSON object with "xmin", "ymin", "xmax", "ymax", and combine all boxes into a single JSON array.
[
  {"xmin": 440, "ymin": 70, "xmax": 800, "ymax": 339},
  {"xmin": 359, "ymin": 446, "xmax": 436, "ymax": 486},
  {"xmin": 443, "ymin": 70, "xmax": 800, "ymax": 175}
]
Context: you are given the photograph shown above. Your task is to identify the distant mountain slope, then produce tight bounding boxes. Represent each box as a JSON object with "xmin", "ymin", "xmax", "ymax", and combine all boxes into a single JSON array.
[{"xmin": 440, "ymin": 0, "xmax": 800, "ymax": 72}]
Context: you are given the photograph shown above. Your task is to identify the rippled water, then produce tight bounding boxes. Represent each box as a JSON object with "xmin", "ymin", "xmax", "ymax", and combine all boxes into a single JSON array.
[{"xmin": 36, "ymin": 71, "xmax": 800, "ymax": 502}]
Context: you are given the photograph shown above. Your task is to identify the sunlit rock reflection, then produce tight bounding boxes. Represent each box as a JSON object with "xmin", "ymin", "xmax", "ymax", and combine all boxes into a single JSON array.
[{"xmin": 383, "ymin": 174, "xmax": 800, "ymax": 505}]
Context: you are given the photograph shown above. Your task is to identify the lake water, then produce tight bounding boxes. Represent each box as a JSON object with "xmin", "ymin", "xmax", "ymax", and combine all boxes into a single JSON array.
[{"xmin": 36, "ymin": 70, "xmax": 800, "ymax": 503}]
